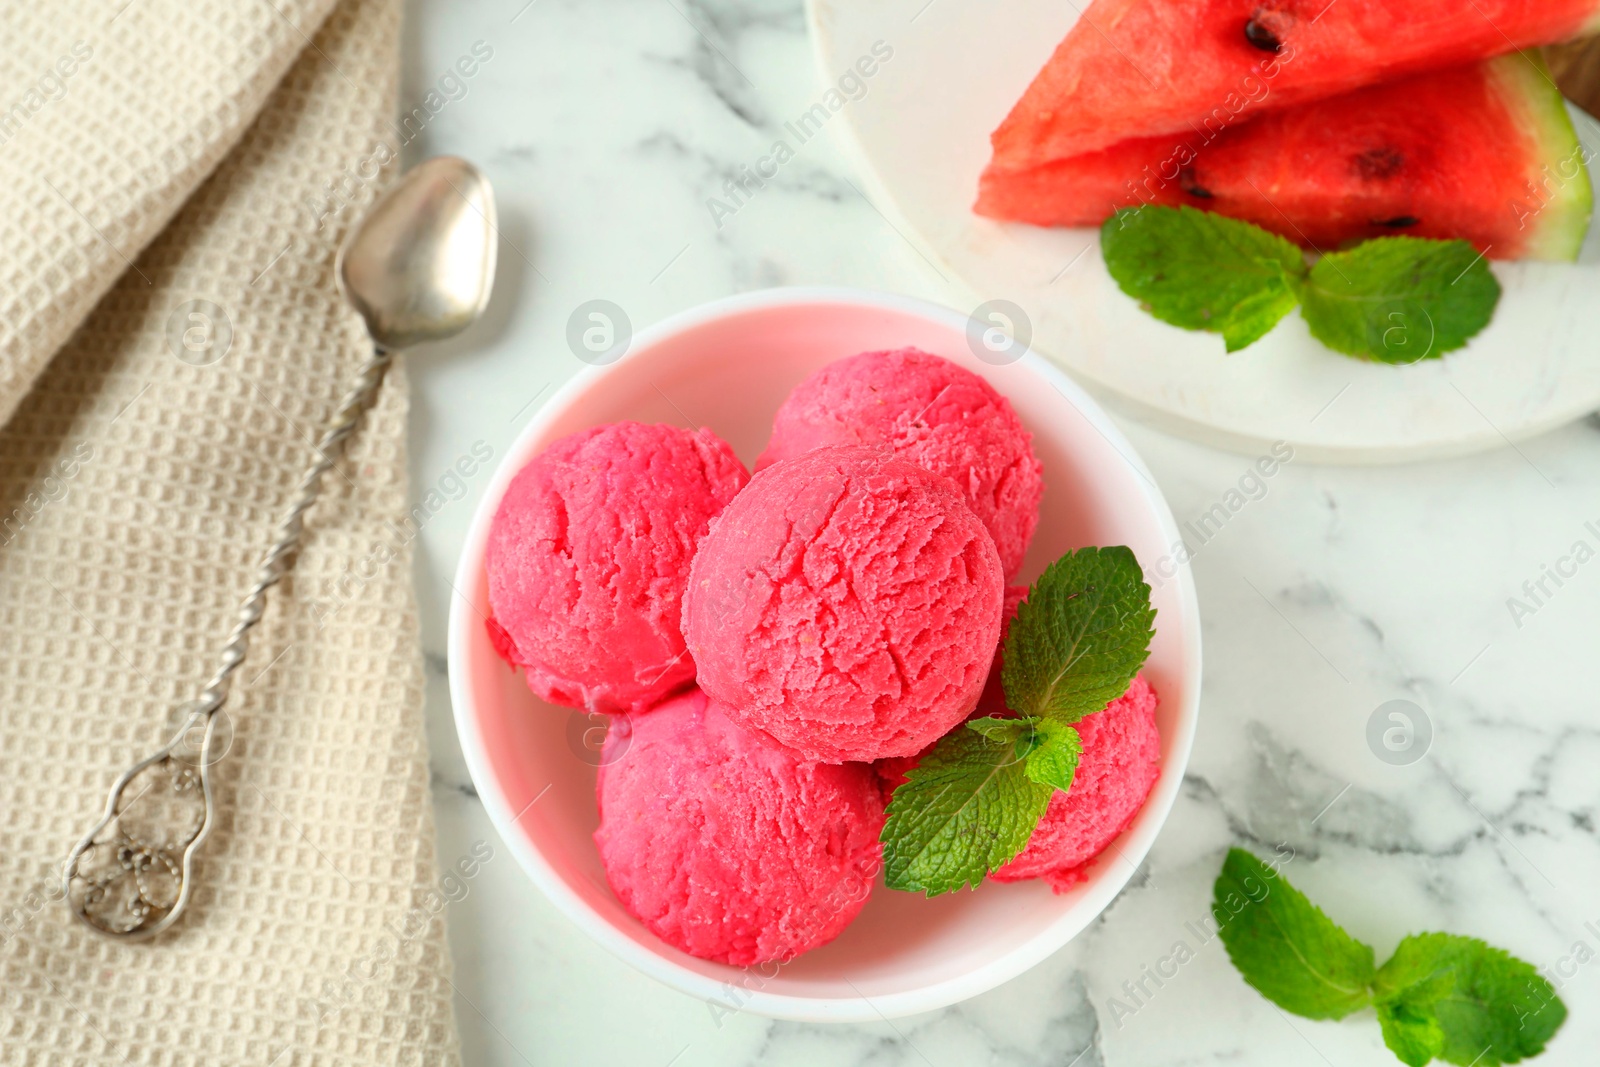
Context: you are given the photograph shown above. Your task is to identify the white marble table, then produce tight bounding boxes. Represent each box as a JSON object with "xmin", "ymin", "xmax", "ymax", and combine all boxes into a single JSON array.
[{"xmin": 400, "ymin": 1, "xmax": 1600, "ymax": 1062}]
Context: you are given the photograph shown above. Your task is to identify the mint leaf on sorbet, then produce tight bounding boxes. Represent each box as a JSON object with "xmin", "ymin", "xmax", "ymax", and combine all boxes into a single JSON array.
[
  {"xmin": 966, "ymin": 714, "xmax": 1082, "ymax": 793},
  {"xmin": 1101, "ymin": 205, "xmax": 1306, "ymax": 351},
  {"xmin": 1373, "ymin": 933, "xmax": 1565, "ymax": 1066},
  {"xmin": 881, "ymin": 545, "xmax": 1153, "ymax": 896},
  {"xmin": 879, "ymin": 722, "xmax": 1051, "ymax": 896},
  {"xmin": 964, "ymin": 715, "xmax": 1031, "ymax": 745},
  {"xmin": 1300, "ymin": 238, "xmax": 1500, "ymax": 364},
  {"xmin": 1214, "ymin": 847, "xmax": 1376, "ymax": 1019},
  {"xmin": 1001, "ymin": 546, "xmax": 1155, "ymax": 724},
  {"xmin": 1022, "ymin": 717, "xmax": 1082, "ymax": 793}
]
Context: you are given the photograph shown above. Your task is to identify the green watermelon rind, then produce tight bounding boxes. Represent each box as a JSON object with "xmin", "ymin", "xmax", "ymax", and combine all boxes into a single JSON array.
[{"xmin": 1495, "ymin": 51, "xmax": 1594, "ymax": 261}]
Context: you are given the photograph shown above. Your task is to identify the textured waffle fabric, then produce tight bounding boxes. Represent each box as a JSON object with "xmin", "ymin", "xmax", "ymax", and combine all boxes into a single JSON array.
[{"xmin": 0, "ymin": 0, "xmax": 461, "ymax": 1063}]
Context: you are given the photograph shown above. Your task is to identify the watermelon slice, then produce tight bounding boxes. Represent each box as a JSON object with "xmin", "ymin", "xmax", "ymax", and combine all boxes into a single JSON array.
[
  {"xmin": 976, "ymin": 53, "xmax": 1594, "ymax": 261},
  {"xmin": 990, "ymin": 0, "xmax": 1600, "ymax": 171}
]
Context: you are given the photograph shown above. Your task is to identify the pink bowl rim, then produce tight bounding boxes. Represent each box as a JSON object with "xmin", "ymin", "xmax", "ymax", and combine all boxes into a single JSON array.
[{"xmin": 446, "ymin": 285, "xmax": 1202, "ymax": 1021}]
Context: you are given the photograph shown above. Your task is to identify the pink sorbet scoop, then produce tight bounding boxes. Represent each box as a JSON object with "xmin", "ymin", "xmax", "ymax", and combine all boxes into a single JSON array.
[
  {"xmin": 486, "ymin": 421, "xmax": 748, "ymax": 713},
  {"xmin": 594, "ymin": 688, "xmax": 884, "ymax": 966},
  {"xmin": 683, "ymin": 445, "xmax": 1005, "ymax": 763},
  {"xmin": 757, "ymin": 348, "xmax": 1045, "ymax": 580},
  {"xmin": 991, "ymin": 674, "xmax": 1161, "ymax": 891}
]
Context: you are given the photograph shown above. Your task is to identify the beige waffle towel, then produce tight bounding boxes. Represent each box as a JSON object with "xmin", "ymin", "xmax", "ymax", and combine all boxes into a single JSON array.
[{"xmin": 0, "ymin": 0, "xmax": 460, "ymax": 1063}]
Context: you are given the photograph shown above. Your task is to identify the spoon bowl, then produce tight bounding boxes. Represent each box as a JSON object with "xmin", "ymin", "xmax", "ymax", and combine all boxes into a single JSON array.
[{"xmin": 337, "ymin": 155, "xmax": 498, "ymax": 351}]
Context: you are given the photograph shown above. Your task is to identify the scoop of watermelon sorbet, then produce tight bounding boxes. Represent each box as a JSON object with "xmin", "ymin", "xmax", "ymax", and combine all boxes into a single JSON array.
[
  {"xmin": 974, "ymin": 584, "xmax": 1030, "ymax": 718},
  {"xmin": 991, "ymin": 674, "xmax": 1161, "ymax": 892},
  {"xmin": 594, "ymin": 688, "xmax": 884, "ymax": 966},
  {"xmin": 486, "ymin": 421, "xmax": 748, "ymax": 714},
  {"xmin": 684, "ymin": 445, "xmax": 1005, "ymax": 763},
  {"xmin": 873, "ymin": 584, "xmax": 1029, "ymax": 801},
  {"xmin": 757, "ymin": 349, "xmax": 1044, "ymax": 580}
]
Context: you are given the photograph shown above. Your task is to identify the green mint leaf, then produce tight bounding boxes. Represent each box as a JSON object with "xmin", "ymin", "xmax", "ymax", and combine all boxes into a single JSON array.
[
  {"xmin": 882, "ymin": 542, "xmax": 1158, "ymax": 897},
  {"xmin": 964, "ymin": 716, "xmax": 1082, "ymax": 793},
  {"xmin": 1300, "ymin": 238, "xmax": 1501, "ymax": 364},
  {"xmin": 1213, "ymin": 848, "xmax": 1376, "ymax": 1019},
  {"xmin": 1023, "ymin": 718, "xmax": 1081, "ymax": 793},
  {"xmin": 1213, "ymin": 851, "xmax": 1568, "ymax": 1065},
  {"xmin": 1373, "ymin": 933, "xmax": 1566, "ymax": 1066},
  {"xmin": 964, "ymin": 715, "xmax": 1030, "ymax": 746},
  {"xmin": 1101, "ymin": 205, "xmax": 1306, "ymax": 352},
  {"xmin": 1378, "ymin": 1000, "xmax": 1447, "ymax": 1067},
  {"xmin": 1000, "ymin": 546, "xmax": 1155, "ymax": 724},
  {"xmin": 880, "ymin": 724, "xmax": 1052, "ymax": 895},
  {"xmin": 1375, "ymin": 956, "xmax": 1459, "ymax": 1063}
]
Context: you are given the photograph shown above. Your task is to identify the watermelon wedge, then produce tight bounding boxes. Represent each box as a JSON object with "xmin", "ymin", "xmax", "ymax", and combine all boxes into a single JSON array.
[
  {"xmin": 990, "ymin": 0, "xmax": 1600, "ymax": 171},
  {"xmin": 976, "ymin": 53, "xmax": 1594, "ymax": 261}
]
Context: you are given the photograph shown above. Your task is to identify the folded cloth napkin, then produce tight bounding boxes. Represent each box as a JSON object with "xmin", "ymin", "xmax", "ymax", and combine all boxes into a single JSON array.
[{"xmin": 0, "ymin": 0, "xmax": 460, "ymax": 1063}]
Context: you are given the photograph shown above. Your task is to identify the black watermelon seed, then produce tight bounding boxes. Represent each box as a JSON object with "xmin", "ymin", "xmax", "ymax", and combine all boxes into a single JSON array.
[
  {"xmin": 1178, "ymin": 166, "xmax": 1215, "ymax": 199},
  {"xmin": 1244, "ymin": 19, "xmax": 1282, "ymax": 53},
  {"xmin": 1355, "ymin": 147, "xmax": 1405, "ymax": 180},
  {"xmin": 1377, "ymin": 216, "xmax": 1420, "ymax": 228}
]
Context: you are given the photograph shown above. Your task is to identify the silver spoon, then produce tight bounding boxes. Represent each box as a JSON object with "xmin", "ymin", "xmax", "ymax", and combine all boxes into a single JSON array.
[{"xmin": 63, "ymin": 156, "xmax": 499, "ymax": 940}]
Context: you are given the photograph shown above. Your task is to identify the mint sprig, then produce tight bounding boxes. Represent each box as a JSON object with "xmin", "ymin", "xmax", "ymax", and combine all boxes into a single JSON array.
[
  {"xmin": 1001, "ymin": 546, "xmax": 1155, "ymax": 723},
  {"xmin": 880, "ymin": 547, "xmax": 1155, "ymax": 895},
  {"xmin": 1300, "ymin": 239, "xmax": 1500, "ymax": 364},
  {"xmin": 1214, "ymin": 847, "xmax": 1376, "ymax": 1019},
  {"xmin": 1374, "ymin": 933, "xmax": 1567, "ymax": 1067},
  {"xmin": 1100, "ymin": 206, "xmax": 1501, "ymax": 361},
  {"xmin": 1216, "ymin": 848, "xmax": 1567, "ymax": 1066},
  {"xmin": 1100, "ymin": 206, "xmax": 1304, "ymax": 352},
  {"xmin": 1022, "ymin": 717, "xmax": 1082, "ymax": 793},
  {"xmin": 880, "ymin": 718, "xmax": 1052, "ymax": 895}
]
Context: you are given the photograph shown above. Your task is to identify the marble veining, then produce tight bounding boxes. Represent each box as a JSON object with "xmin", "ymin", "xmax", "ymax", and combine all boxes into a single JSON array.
[{"xmin": 399, "ymin": 0, "xmax": 1600, "ymax": 1062}]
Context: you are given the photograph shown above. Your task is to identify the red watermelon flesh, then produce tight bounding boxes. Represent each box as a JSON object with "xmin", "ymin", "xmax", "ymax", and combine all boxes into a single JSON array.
[
  {"xmin": 990, "ymin": 0, "xmax": 1600, "ymax": 171},
  {"xmin": 976, "ymin": 53, "xmax": 1594, "ymax": 261}
]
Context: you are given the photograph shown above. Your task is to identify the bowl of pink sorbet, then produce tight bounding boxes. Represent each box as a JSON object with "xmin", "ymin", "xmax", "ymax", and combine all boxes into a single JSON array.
[{"xmin": 448, "ymin": 287, "xmax": 1201, "ymax": 1021}]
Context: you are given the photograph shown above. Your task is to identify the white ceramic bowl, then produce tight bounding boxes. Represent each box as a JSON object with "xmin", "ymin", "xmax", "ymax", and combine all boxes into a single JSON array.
[{"xmin": 448, "ymin": 287, "xmax": 1201, "ymax": 1021}]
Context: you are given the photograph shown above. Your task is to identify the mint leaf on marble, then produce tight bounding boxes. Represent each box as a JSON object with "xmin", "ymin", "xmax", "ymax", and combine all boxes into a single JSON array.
[
  {"xmin": 1215, "ymin": 850, "xmax": 1567, "ymax": 1066},
  {"xmin": 1101, "ymin": 205, "xmax": 1306, "ymax": 352},
  {"xmin": 1373, "ymin": 933, "xmax": 1565, "ymax": 1066},
  {"xmin": 1214, "ymin": 847, "xmax": 1377, "ymax": 1019},
  {"xmin": 1379, "ymin": 1000, "xmax": 1448, "ymax": 1067},
  {"xmin": 880, "ymin": 722, "xmax": 1051, "ymax": 896},
  {"xmin": 1300, "ymin": 238, "xmax": 1500, "ymax": 364},
  {"xmin": 1001, "ymin": 546, "xmax": 1155, "ymax": 724}
]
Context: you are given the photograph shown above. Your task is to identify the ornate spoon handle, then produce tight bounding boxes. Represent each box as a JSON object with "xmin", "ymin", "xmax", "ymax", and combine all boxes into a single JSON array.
[
  {"xmin": 196, "ymin": 346, "xmax": 394, "ymax": 714},
  {"xmin": 63, "ymin": 345, "xmax": 393, "ymax": 940}
]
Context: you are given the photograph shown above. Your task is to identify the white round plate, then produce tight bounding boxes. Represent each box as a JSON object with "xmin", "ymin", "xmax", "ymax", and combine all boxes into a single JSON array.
[{"xmin": 808, "ymin": 0, "xmax": 1600, "ymax": 462}]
